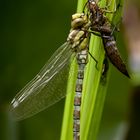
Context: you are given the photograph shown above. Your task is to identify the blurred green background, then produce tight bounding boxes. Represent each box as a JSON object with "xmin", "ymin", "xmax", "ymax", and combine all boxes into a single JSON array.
[{"xmin": 0, "ymin": 0, "xmax": 130, "ymax": 140}]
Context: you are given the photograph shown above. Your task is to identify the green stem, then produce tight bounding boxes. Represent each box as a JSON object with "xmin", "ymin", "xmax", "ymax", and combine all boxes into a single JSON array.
[{"xmin": 61, "ymin": 0, "xmax": 117, "ymax": 140}]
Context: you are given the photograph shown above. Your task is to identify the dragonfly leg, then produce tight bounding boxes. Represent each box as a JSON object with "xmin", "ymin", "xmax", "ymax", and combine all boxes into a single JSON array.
[
  {"xmin": 88, "ymin": 51, "xmax": 98, "ymax": 70},
  {"xmin": 100, "ymin": 56, "xmax": 109, "ymax": 85},
  {"xmin": 90, "ymin": 30, "xmax": 111, "ymax": 39},
  {"xmin": 110, "ymin": 17, "xmax": 122, "ymax": 36},
  {"xmin": 83, "ymin": 1, "xmax": 88, "ymax": 13}
]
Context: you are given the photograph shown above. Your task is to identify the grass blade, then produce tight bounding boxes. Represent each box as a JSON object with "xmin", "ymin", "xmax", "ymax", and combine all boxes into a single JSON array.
[{"xmin": 61, "ymin": 0, "xmax": 118, "ymax": 140}]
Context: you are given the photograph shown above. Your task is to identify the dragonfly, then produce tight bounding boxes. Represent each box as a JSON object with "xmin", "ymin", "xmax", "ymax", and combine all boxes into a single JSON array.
[
  {"xmin": 9, "ymin": 12, "xmax": 91, "ymax": 140},
  {"xmin": 10, "ymin": 0, "xmax": 128, "ymax": 140},
  {"xmin": 87, "ymin": 0, "xmax": 130, "ymax": 78}
]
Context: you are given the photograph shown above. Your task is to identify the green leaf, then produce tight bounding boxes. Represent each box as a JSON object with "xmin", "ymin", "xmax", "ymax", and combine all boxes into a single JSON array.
[{"xmin": 61, "ymin": 0, "xmax": 118, "ymax": 140}]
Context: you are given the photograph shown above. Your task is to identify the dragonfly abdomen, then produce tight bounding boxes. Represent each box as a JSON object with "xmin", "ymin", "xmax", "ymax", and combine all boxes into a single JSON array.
[
  {"xmin": 73, "ymin": 49, "xmax": 88, "ymax": 140},
  {"xmin": 102, "ymin": 35, "xmax": 130, "ymax": 78}
]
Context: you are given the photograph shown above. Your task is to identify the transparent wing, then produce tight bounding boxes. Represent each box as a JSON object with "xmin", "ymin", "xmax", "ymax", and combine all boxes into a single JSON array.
[{"xmin": 9, "ymin": 42, "xmax": 74, "ymax": 121}]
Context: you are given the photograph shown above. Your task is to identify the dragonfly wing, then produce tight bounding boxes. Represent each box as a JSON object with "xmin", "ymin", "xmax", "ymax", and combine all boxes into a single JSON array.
[{"xmin": 10, "ymin": 42, "xmax": 74, "ymax": 121}]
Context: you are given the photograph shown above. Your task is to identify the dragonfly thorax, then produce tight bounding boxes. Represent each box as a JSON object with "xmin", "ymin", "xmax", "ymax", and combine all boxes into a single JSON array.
[
  {"xmin": 67, "ymin": 29, "xmax": 89, "ymax": 52},
  {"xmin": 67, "ymin": 13, "xmax": 90, "ymax": 52}
]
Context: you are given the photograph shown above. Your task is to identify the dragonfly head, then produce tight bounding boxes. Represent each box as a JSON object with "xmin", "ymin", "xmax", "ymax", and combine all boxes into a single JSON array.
[{"xmin": 71, "ymin": 13, "xmax": 88, "ymax": 29}]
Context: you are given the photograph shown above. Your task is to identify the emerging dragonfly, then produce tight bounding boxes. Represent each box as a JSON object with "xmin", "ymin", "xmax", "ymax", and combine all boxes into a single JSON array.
[
  {"xmin": 10, "ymin": 12, "xmax": 91, "ymax": 139},
  {"xmin": 10, "ymin": 0, "xmax": 129, "ymax": 140}
]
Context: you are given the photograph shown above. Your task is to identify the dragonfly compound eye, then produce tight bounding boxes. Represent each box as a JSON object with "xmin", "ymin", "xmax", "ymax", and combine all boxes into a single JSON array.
[{"xmin": 71, "ymin": 13, "xmax": 88, "ymax": 29}]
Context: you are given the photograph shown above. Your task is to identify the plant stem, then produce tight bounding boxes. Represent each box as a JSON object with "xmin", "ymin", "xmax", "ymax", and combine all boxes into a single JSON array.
[{"xmin": 61, "ymin": 0, "xmax": 117, "ymax": 140}]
